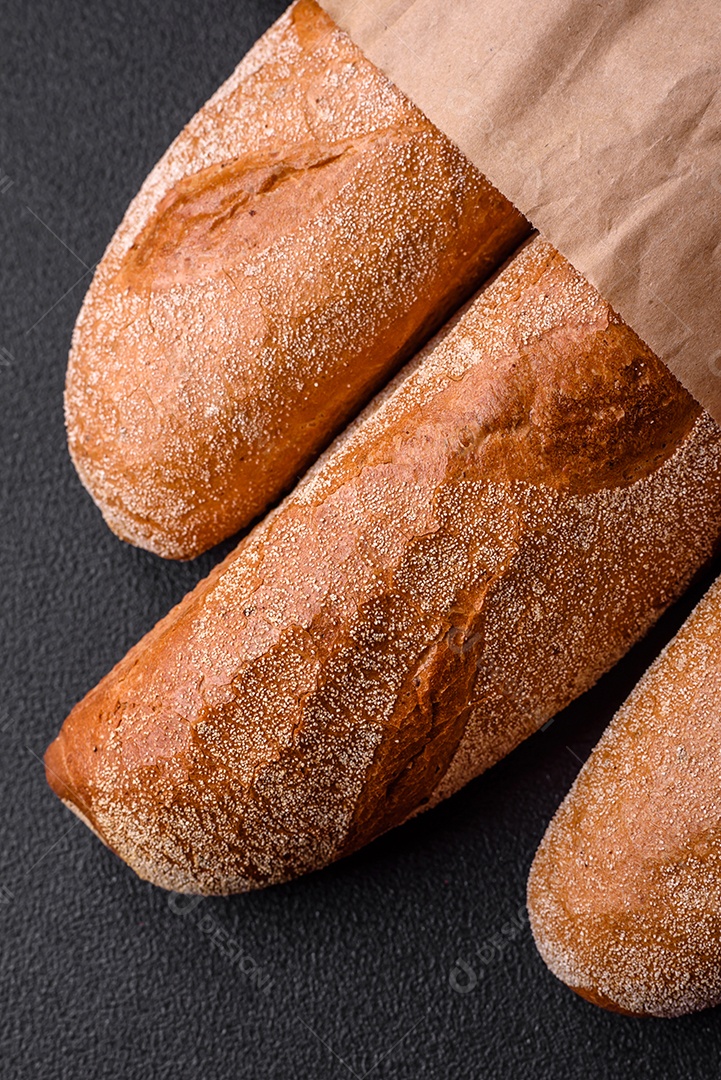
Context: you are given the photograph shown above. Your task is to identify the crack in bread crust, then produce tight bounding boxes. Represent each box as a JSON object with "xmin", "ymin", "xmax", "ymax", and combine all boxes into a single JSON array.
[
  {"xmin": 65, "ymin": 0, "xmax": 529, "ymax": 559},
  {"xmin": 47, "ymin": 238, "xmax": 721, "ymax": 894}
]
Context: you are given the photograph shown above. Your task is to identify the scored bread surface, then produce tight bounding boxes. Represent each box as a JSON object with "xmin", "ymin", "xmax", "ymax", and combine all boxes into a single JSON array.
[
  {"xmin": 65, "ymin": 0, "xmax": 528, "ymax": 559},
  {"xmin": 46, "ymin": 238, "xmax": 721, "ymax": 894}
]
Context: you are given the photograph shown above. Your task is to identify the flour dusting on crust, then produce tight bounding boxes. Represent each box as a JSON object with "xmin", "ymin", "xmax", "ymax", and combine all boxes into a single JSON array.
[
  {"xmin": 47, "ymin": 238, "xmax": 721, "ymax": 894},
  {"xmin": 64, "ymin": 0, "xmax": 527, "ymax": 558},
  {"xmin": 529, "ymin": 573, "xmax": 721, "ymax": 1017}
]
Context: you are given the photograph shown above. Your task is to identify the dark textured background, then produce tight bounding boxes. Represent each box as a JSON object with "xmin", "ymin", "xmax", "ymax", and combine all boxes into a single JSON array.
[{"xmin": 2, "ymin": 2, "xmax": 721, "ymax": 1077}]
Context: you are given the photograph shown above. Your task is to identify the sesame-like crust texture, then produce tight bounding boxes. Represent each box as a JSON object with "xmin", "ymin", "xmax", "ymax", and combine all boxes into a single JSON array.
[
  {"xmin": 46, "ymin": 238, "xmax": 721, "ymax": 895},
  {"xmin": 64, "ymin": 0, "xmax": 528, "ymax": 559},
  {"xmin": 528, "ymin": 573, "xmax": 721, "ymax": 1018}
]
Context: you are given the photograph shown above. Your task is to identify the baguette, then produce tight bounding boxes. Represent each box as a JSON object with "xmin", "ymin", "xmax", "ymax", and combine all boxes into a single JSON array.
[
  {"xmin": 65, "ymin": 0, "xmax": 528, "ymax": 559},
  {"xmin": 528, "ymin": 573, "xmax": 721, "ymax": 1018},
  {"xmin": 46, "ymin": 237, "xmax": 721, "ymax": 895}
]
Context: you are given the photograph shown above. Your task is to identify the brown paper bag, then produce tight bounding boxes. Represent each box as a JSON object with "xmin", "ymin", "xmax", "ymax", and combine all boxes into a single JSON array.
[{"xmin": 322, "ymin": 0, "xmax": 721, "ymax": 423}]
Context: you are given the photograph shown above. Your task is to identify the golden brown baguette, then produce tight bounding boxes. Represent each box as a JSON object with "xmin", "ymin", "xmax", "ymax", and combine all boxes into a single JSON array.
[
  {"xmin": 528, "ymin": 573, "xmax": 721, "ymax": 1018},
  {"xmin": 46, "ymin": 237, "xmax": 721, "ymax": 895},
  {"xmin": 65, "ymin": 0, "xmax": 528, "ymax": 559}
]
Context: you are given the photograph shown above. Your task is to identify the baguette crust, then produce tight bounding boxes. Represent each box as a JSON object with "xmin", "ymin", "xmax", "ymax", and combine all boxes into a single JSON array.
[
  {"xmin": 46, "ymin": 238, "xmax": 721, "ymax": 894},
  {"xmin": 65, "ymin": 0, "xmax": 528, "ymax": 558},
  {"xmin": 528, "ymin": 574, "xmax": 721, "ymax": 1018}
]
